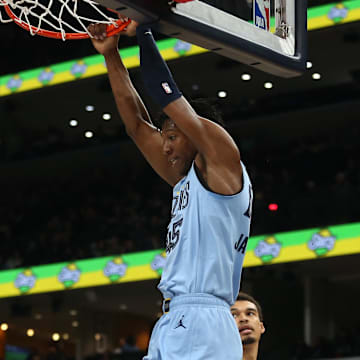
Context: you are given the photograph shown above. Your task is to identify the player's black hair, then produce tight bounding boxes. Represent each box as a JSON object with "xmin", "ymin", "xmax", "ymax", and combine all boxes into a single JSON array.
[
  {"xmin": 157, "ymin": 98, "xmax": 225, "ymax": 129},
  {"xmin": 236, "ymin": 292, "xmax": 264, "ymax": 322}
]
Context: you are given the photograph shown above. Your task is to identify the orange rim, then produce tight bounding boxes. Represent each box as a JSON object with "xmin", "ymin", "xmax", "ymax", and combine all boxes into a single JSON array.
[{"xmin": 3, "ymin": 3, "xmax": 131, "ymax": 39}]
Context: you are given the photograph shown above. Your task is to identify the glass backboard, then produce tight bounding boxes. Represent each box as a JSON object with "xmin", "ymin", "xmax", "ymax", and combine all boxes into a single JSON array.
[{"xmin": 95, "ymin": 0, "xmax": 307, "ymax": 78}]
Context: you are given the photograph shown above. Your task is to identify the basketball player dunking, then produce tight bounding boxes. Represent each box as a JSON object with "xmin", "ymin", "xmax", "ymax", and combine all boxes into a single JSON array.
[{"xmin": 88, "ymin": 19, "xmax": 253, "ymax": 360}]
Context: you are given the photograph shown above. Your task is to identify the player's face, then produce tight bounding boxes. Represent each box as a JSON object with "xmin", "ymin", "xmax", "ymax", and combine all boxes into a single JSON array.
[
  {"xmin": 231, "ymin": 300, "xmax": 265, "ymax": 345},
  {"xmin": 162, "ymin": 119, "xmax": 197, "ymax": 176}
]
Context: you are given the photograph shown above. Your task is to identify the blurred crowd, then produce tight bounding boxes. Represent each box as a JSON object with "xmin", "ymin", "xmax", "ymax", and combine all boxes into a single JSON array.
[
  {"xmin": 244, "ymin": 129, "xmax": 360, "ymax": 234},
  {"xmin": 291, "ymin": 326, "xmax": 360, "ymax": 359},
  {"xmin": 0, "ymin": 164, "xmax": 168, "ymax": 269},
  {"xmin": 0, "ymin": 123, "xmax": 126, "ymax": 162},
  {"xmin": 0, "ymin": 123, "xmax": 359, "ymax": 270}
]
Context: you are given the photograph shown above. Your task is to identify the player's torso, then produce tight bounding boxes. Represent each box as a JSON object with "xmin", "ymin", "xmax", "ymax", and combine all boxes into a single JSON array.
[{"xmin": 158, "ymin": 161, "xmax": 253, "ymax": 304}]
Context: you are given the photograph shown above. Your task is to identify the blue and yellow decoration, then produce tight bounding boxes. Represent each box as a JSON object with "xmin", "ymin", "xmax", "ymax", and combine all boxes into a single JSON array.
[
  {"xmin": 254, "ymin": 236, "xmax": 282, "ymax": 263},
  {"xmin": 328, "ymin": 3, "xmax": 349, "ymax": 23},
  {"xmin": 14, "ymin": 269, "xmax": 37, "ymax": 294},
  {"xmin": 58, "ymin": 263, "xmax": 81, "ymax": 288},
  {"xmin": 103, "ymin": 257, "xmax": 128, "ymax": 282},
  {"xmin": 173, "ymin": 40, "xmax": 192, "ymax": 56},
  {"xmin": 308, "ymin": 229, "xmax": 336, "ymax": 257},
  {"xmin": 38, "ymin": 68, "xmax": 55, "ymax": 85},
  {"xmin": 70, "ymin": 61, "xmax": 88, "ymax": 78},
  {"xmin": 6, "ymin": 75, "xmax": 23, "ymax": 93},
  {"xmin": 151, "ymin": 251, "xmax": 167, "ymax": 276},
  {"xmin": 0, "ymin": 221, "xmax": 359, "ymax": 299}
]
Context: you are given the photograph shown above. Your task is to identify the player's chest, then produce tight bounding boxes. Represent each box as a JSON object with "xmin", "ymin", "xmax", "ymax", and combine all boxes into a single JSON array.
[{"xmin": 170, "ymin": 180, "xmax": 191, "ymax": 220}]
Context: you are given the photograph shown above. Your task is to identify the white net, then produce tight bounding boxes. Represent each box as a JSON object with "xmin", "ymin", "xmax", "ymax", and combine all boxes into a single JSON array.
[{"xmin": 0, "ymin": 0, "xmax": 127, "ymax": 40}]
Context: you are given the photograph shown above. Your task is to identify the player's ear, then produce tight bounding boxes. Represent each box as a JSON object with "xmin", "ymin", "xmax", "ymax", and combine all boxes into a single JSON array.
[{"xmin": 260, "ymin": 322, "xmax": 265, "ymax": 335}]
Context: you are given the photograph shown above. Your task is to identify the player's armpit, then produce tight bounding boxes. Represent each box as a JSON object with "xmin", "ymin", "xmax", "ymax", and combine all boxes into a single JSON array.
[{"xmin": 196, "ymin": 123, "xmax": 243, "ymax": 195}]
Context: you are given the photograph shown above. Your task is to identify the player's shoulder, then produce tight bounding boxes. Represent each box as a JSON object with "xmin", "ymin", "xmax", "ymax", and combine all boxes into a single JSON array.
[{"xmin": 200, "ymin": 117, "xmax": 239, "ymax": 151}]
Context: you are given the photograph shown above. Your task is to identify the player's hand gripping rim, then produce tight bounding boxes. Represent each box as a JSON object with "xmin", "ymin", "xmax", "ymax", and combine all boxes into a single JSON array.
[{"xmin": 88, "ymin": 16, "xmax": 138, "ymax": 41}]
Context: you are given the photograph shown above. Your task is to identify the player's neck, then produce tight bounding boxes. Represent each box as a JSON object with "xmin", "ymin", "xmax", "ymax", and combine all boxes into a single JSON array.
[{"xmin": 243, "ymin": 342, "xmax": 259, "ymax": 360}]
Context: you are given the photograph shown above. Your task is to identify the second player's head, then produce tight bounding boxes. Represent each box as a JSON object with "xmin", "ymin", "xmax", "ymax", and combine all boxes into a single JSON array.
[
  {"xmin": 231, "ymin": 292, "xmax": 265, "ymax": 346},
  {"xmin": 159, "ymin": 98, "xmax": 225, "ymax": 177}
]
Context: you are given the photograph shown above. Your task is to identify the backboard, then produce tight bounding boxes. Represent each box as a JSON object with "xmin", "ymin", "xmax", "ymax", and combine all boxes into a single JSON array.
[{"xmin": 95, "ymin": 0, "xmax": 307, "ymax": 78}]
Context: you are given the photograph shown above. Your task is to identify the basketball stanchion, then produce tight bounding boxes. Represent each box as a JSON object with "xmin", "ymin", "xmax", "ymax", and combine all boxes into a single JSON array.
[{"xmin": 0, "ymin": 0, "xmax": 131, "ymax": 40}]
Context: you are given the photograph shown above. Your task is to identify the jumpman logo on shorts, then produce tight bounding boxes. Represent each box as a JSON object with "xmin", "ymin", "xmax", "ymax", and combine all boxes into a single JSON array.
[{"xmin": 174, "ymin": 315, "xmax": 186, "ymax": 329}]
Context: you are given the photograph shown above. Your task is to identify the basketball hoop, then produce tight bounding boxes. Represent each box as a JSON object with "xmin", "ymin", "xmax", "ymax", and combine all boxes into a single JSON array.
[{"xmin": 0, "ymin": 0, "xmax": 131, "ymax": 40}]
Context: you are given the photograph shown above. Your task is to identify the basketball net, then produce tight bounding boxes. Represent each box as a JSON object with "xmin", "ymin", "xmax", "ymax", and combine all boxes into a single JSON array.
[{"xmin": 0, "ymin": 0, "xmax": 130, "ymax": 40}]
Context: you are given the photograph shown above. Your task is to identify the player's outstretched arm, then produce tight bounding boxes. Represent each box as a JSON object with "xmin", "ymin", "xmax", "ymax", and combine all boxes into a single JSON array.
[
  {"xmin": 136, "ymin": 26, "xmax": 242, "ymax": 195},
  {"xmin": 88, "ymin": 23, "xmax": 179, "ymax": 186},
  {"xmin": 164, "ymin": 98, "xmax": 242, "ymax": 194}
]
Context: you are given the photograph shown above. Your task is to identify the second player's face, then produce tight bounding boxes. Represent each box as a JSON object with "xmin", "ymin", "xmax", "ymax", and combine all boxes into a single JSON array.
[
  {"xmin": 231, "ymin": 300, "xmax": 265, "ymax": 345},
  {"xmin": 162, "ymin": 120, "xmax": 197, "ymax": 177}
]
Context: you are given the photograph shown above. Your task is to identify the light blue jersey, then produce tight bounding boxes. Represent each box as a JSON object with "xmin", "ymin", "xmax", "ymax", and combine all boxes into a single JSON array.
[
  {"xmin": 158, "ymin": 161, "xmax": 252, "ymax": 305},
  {"xmin": 144, "ymin": 162, "xmax": 252, "ymax": 360}
]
